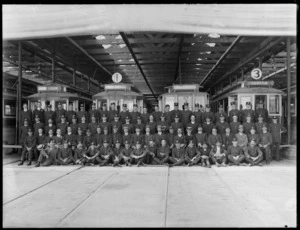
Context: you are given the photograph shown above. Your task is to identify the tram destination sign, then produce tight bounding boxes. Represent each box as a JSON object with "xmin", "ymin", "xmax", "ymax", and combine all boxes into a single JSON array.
[{"xmin": 245, "ymin": 81, "xmax": 274, "ymax": 87}]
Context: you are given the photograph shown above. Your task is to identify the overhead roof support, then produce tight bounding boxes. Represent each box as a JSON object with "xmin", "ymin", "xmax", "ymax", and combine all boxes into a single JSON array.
[
  {"xmin": 200, "ymin": 36, "xmax": 241, "ymax": 86},
  {"xmin": 206, "ymin": 36, "xmax": 284, "ymax": 90},
  {"xmin": 65, "ymin": 37, "xmax": 112, "ymax": 77},
  {"xmin": 119, "ymin": 32, "xmax": 158, "ymax": 102},
  {"xmin": 174, "ymin": 34, "xmax": 185, "ymax": 82}
]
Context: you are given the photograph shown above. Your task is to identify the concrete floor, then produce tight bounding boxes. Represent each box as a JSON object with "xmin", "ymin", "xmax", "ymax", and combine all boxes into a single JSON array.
[{"xmin": 3, "ymin": 158, "xmax": 296, "ymax": 228}]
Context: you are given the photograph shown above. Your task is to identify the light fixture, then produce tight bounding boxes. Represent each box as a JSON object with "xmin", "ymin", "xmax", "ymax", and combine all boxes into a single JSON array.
[
  {"xmin": 129, "ymin": 59, "xmax": 134, "ymax": 61},
  {"xmin": 198, "ymin": 58, "xmax": 202, "ymax": 61},
  {"xmin": 208, "ymin": 33, "xmax": 220, "ymax": 38},
  {"xmin": 115, "ymin": 35, "xmax": 122, "ymax": 39},
  {"xmin": 196, "ymin": 64, "xmax": 201, "ymax": 66},
  {"xmin": 206, "ymin": 43, "xmax": 216, "ymax": 47},
  {"xmin": 102, "ymin": 44, "xmax": 112, "ymax": 49},
  {"xmin": 119, "ymin": 44, "xmax": 126, "ymax": 48},
  {"xmin": 95, "ymin": 35, "xmax": 106, "ymax": 40}
]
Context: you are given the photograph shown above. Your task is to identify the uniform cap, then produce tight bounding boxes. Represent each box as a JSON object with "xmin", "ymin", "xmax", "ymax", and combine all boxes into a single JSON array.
[
  {"xmin": 96, "ymin": 125, "xmax": 101, "ymax": 128},
  {"xmin": 262, "ymin": 124, "xmax": 267, "ymax": 128},
  {"xmin": 114, "ymin": 114, "xmax": 119, "ymax": 118},
  {"xmin": 113, "ymin": 125, "xmax": 118, "ymax": 129},
  {"xmin": 125, "ymin": 140, "xmax": 130, "ymax": 144},
  {"xmin": 149, "ymin": 138, "xmax": 154, "ymax": 142},
  {"xmin": 206, "ymin": 104, "xmax": 210, "ymax": 108},
  {"xmin": 246, "ymin": 114, "xmax": 251, "ymax": 118},
  {"xmin": 169, "ymin": 126, "xmax": 174, "ymax": 129},
  {"xmin": 250, "ymin": 139, "xmax": 256, "ymax": 144},
  {"xmin": 187, "ymin": 126, "xmax": 192, "ymax": 130},
  {"xmin": 58, "ymin": 102, "xmax": 61, "ymax": 105},
  {"xmin": 175, "ymin": 114, "xmax": 179, "ymax": 118},
  {"xmin": 206, "ymin": 117, "xmax": 211, "ymax": 120},
  {"xmin": 239, "ymin": 125, "xmax": 244, "ymax": 128},
  {"xmin": 136, "ymin": 141, "xmax": 141, "ymax": 144},
  {"xmin": 220, "ymin": 114, "xmax": 224, "ymax": 118},
  {"xmin": 272, "ymin": 116, "xmax": 278, "ymax": 119},
  {"xmin": 157, "ymin": 124, "xmax": 162, "ymax": 128},
  {"xmin": 37, "ymin": 100, "xmax": 41, "ymax": 103},
  {"xmin": 48, "ymin": 118, "xmax": 53, "ymax": 121},
  {"xmin": 28, "ymin": 128, "xmax": 33, "ymax": 132},
  {"xmin": 200, "ymin": 105, "xmax": 203, "ymax": 108},
  {"xmin": 198, "ymin": 126, "xmax": 203, "ymax": 129},
  {"xmin": 48, "ymin": 104, "xmax": 52, "ymax": 108},
  {"xmin": 212, "ymin": 126, "xmax": 217, "ymax": 130},
  {"xmin": 103, "ymin": 139, "xmax": 108, "ymax": 143},
  {"xmin": 258, "ymin": 100, "xmax": 263, "ymax": 104},
  {"xmin": 78, "ymin": 127, "xmax": 82, "ymax": 130},
  {"xmin": 123, "ymin": 126, "xmax": 129, "ymax": 130},
  {"xmin": 81, "ymin": 114, "xmax": 86, "ymax": 118},
  {"xmin": 72, "ymin": 115, "xmax": 77, "ymax": 119},
  {"xmin": 175, "ymin": 140, "xmax": 180, "ymax": 144},
  {"xmin": 91, "ymin": 114, "xmax": 95, "ymax": 118},
  {"xmin": 122, "ymin": 104, "xmax": 127, "ymax": 107},
  {"xmin": 116, "ymin": 140, "xmax": 120, "ymax": 144},
  {"xmin": 189, "ymin": 139, "xmax": 194, "ymax": 144},
  {"xmin": 145, "ymin": 125, "xmax": 150, "ymax": 129},
  {"xmin": 165, "ymin": 104, "xmax": 170, "ymax": 107},
  {"xmin": 63, "ymin": 140, "xmax": 68, "ymax": 144},
  {"xmin": 219, "ymin": 105, "xmax": 223, "ymax": 108},
  {"xmin": 135, "ymin": 126, "xmax": 141, "ymax": 130},
  {"xmin": 90, "ymin": 141, "xmax": 95, "ymax": 145},
  {"xmin": 250, "ymin": 126, "xmax": 255, "ymax": 130},
  {"xmin": 92, "ymin": 103, "xmax": 96, "ymax": 106},
  {"xmin": 174, "ymin": 102, "xmax": 178, "ymax": 106},
  {"xmin": 258, "ymin": 114, "xmax": 263, "ymax": 118},
  {"xmin": 125, "ymin": 116, "xmax": 130, "ymax": 119},
  {"xmin": 232, "ymin": 137, "xmax": 238, "ymax": 142},
  {"xmin": 143, "ymin": 106, "xmax": 147, "ymax": 109},
  {"xmin": 232, "ymin": 114, "xmax": 238, "ymax": 117}
]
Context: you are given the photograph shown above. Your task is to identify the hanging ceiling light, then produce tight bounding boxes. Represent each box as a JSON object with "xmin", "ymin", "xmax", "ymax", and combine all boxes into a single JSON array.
[
  {"xmin": 95, "ymin": 35, "xmax": 106, "ymax": 40},
  {"xmin": 208, "ymin": 33, "xmax": 220, "ymax": 38}
]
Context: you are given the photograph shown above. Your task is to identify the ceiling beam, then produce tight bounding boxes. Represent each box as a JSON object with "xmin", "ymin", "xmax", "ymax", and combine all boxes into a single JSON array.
[
  {"xmin": 200, "ymin": 36, "xmax": 242, "ymax": 86},
  {"xmin": 120, "ymin": 32, "xmax": 157, "ymax": 102},
  {"xmin": 203, "ymin": 37, "xmax": 284, "ymax": 89},
  {"xmin": 173, "ymin": 35, "xmax": 185, "ymax": 82},
  {"xmin": 65, "ymin": 37, "xmax": 112, "ymax": 77}
]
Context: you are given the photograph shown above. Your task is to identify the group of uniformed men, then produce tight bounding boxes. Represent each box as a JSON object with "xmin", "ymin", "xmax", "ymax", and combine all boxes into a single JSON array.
[{"xmin": 18, "ymin": 100, "xmax": 286, "ymax": 168}]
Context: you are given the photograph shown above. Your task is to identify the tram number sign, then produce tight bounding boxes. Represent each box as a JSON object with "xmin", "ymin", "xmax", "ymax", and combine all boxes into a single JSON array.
[
  {"xmin": 112, "ymin": 72, "xmax": 122, "ymax": 83},
  {"xmin": 251, "ymin": 68, "xmax": 262, "ymax": 80}
]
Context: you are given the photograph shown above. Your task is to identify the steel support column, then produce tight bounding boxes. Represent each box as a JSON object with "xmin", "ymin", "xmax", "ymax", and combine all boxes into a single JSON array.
[
  {"xmin": 17, "ymin": 42, "xmax": 22, "ymax": 144},
  {"xmin": 88, "ymin": 75, "xmax": 90, "ymax": 92},
  {"xmin": 73, "ymin": 69, "xmax": 76, "ymax": 86},
  {"xmin": 174, "ymin": 34, "xmax": 184, "ymax": 82},
  {"xmin": 286, "ymin": 37, "xmax": 291, "ymax": 144},
  {"xmin": 52, "ymin": 57, "xmax": 55, "ymax": 83}
]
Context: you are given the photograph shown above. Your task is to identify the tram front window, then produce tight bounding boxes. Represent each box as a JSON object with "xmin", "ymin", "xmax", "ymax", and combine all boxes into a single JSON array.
[
  {"xmin": 269, "ymin": 95, "xmax": 280, "ymax": 115},
  {"xmin": 255, "ymin": 95, "xmax": 267, "ymax": 109},
  {"xmin": 3, "ymin": 99, "xmax": 16, "ymax": 116}
]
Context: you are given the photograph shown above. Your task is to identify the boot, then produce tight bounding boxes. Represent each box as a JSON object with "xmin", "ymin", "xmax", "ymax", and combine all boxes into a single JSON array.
[
  {"xmin": 27, "ymin": 161, "xmax": 32, "ymax": 166},
  {"xmin": 18, "ymin": 161, "xmax": 24, "ymax": 166},
  {"xmin": 34, "ymin": 162, "xmax": 40, "ymax": 167}
]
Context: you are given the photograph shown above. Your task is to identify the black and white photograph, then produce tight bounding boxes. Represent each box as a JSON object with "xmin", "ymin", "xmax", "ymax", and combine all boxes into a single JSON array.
[{"xmin": 2, "ymin": 4, "xmax": 297, "ymax": 227}]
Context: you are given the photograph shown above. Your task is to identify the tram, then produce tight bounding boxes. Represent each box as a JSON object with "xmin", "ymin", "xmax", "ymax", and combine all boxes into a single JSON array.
[
  {"xmin": 210, "ymin": 80, "xmax": 286, "ymax": 123},
  {"xmin": 160, "ymin": 84, "xmax": 209, "ymax": 111},
  {"xmin": 92, "ymin": 83, "xmax": 144, "ymax": 112}
]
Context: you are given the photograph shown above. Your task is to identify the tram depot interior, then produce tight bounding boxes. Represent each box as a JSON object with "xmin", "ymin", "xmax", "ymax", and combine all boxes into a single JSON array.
[{"xmin": 3, "ymin": 34, "xmax": 296, "ymax": 147}]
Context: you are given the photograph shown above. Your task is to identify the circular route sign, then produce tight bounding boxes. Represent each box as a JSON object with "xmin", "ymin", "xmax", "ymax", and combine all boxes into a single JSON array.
[
  {"xmin": 251, "ymin": 68, "xmax": 262, "ymax": 80},
  {"xmin": 112, "ymin": 72, "xmax": 122, "ymax": 83}
]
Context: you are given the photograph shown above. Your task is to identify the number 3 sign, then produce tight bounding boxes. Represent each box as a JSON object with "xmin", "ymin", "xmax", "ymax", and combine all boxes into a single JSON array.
[{"xmin": 251, "ymin": 68, "xmax": 262, "ymax": 80}]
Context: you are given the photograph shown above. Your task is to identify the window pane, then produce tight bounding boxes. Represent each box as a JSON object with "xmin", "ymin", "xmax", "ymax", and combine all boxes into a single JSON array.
[
  {"xmin": 269, "ymin": 95, "xmax": 280, "ymax": 114},
  {"xmin": 4, "ymin": 100, "xmax": 16, "ymax": 116},
  {"xmin": 240, "ymin": 96, "xmax": 252, "ymax": 110},
  {"xmin": 291, "ymin": 95, "xmax": 296, "ymax": 115}
]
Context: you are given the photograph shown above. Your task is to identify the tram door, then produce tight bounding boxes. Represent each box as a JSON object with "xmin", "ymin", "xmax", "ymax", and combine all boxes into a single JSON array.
[{"xmin": 254, "ymin": 95, "xmax": 267, "ymax": 110}]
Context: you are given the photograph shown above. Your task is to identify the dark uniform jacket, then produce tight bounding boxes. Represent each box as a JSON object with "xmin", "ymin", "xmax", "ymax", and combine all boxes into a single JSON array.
[
  {"xmin": 174, "ymin": 134, "xmax": 186, "ymax": 146},
  {"xmin": 112, "ymin": 133, "xmax": 123, "ymax": 146},
  {"xmin": 99, "ymin": 122, "xmax": 112, "ymax": 134},
  {"xmin": 181, "ymin": 110, "xmax": 192, "ymax": 127},
  {"xmin": 66, "ymin": 110, "xmax": 76, "ymax": 124},
  {"xmin": 186, "ymin": 122, "xmax": 199, "ymax": 135},
  {"xmin": 74, "ymin": 148, "xmax": 85, "ymax": 160},
  {"xmin": 146, "ymin": 145, "xmax": 157, "ymax": 156},
  {"xmin": 255, "ymin": 108, "xmax": 269, "ymax": 123},
  {"xmin": 122, "ymin": 123, "xmax": 135, "ymax": 134},
  {"xmin": 228, "ymin": 109, "xmax": 242, "ymax": 123},
  {"xmin": 135, "ymin": 123, "xmax": 146, "ymax": 134},
  {"xmin": 192, "ymin": 111, "xmax": 202, "ymax": 124},
  {"xmin": 36, "ymin": 134, "xmax": 46, "ymax": 146},
  {"xmin": 157, "ymin": 145, "xmax": 170, "ymax": 159},
  {"xmin": 44, "ymin": 135, "xmax": 55, "ymax": 145},
  {"xmin": 45, "ymin": 124, "xmax": 57, "ymax": 136},
  {"xmin": 130, "ymin": 111, "xmax": 141, "ymax": 124},
  {"xmin": 153, "ymin": 132, "xmax": 166, "ymax": 147},
  {"xmin": 74, "ymin": 134, "xmax": 85, "ymax": 146},
  {"xmin": 221, "ymin": 133, "xmax": 235, "ymax": 148},
  {"xmin": 57, "ymin": 122, "xmax": 68, "ymax": 136},
  {"xmin": 171, "ymin": 147, "xmax": 185, "ymax": 159},
  {"xmin": 269, "ymin": 123, "xmax": 286, "ymax": 143},
  {"xmin": 185, "ymin": 133, "xmax": 196, "ymax": 145},
  {"xmin": 53, "ymin": 135, "xmax": 64, "ymax": 146},
  {"xmin": 152, "ymin": 111, "xmax": 162, "ymax": 123},
  {"xmin": 33, "ymin": 122, "xmax": 45, "ymax": 137},
  {"xmin": 171, "ymin": 122, "xmax": 184, "ymax": 135},
  {"xmin": 20, "ymin": 125, "xmax": 31, "ymax": 145},
  {"xmin": 99, "ymin": 146, "xmax": 113, "ymax": 158},
  {"xmin": 245, "ymin": 146, "xmax": 263, "ymax": 158},
  {"xmin": 157, "ymin": 120, "xmax": 170, "ymax": 134},
  {"xmin": 230, "ymin": 121, "xmax": 241, "ymax": 134},
  {"xmin": 63, "ymin": 133, "xmax": 76, "ymax": 146},
  {"xmin": 119, "ymin": 111, "xmax": 131, "ymax": 124},
  {"xmin": 207, "ymin": 134, "xmax": 222, "ymax": 148},
  {"xmin": 77, "ymin": 110, "xmax": 89, "ymax": 123},
  {"xmin": 108, "ymin": 110, "xmax": 119, "ymax": 123},
  {"xmin": 101, "ymin": 134, "xmax": 113, "ymax": 146},
  {"xmin": 99, "ymin": 110, "xmax": 109, "ymax": 121},
  {"xmin": 32, "ymin": 108, "xmax": 45, "ymax": 124},
  {"xmin": 122, "ymin": 133, "xmax": 132, "ymax": 146},
  {"xmin": 43, "ymin": 148, "xmax": 58, "ymax": 162},
  {"xmin": 199, "ymin": 147, "xmax": 211, "ymax": 156},
  {"xmin": 185, "ymin": 146, "xmax": 200, "ymax": 159},
  {"xmin": 113, "ymin": 147, "xmax": 123, "ymax": 158},
  {"xmin": 20, "ymin": 109, "xmax": 33, "ymax": 126},
  {"xmin": 84, "ymin": 148, "xmax": 99, "ymax": 158},
  {"xmin": 195, "ymin": 133, "xmax": 207, "ymax": 146},
  {"xmin": 89, "ymin": 109, "xmax": 100, "ymax": 122},
  {"xmin": 55, "ymin": 108, "xmax": 66, "ymax": 124},
  {"xmin": 94, "ymin": 133, "xmax": 103, "ymax": 147},
  {"xmin": 164, "ymin": 111, "xmax": 172, "ymax": 124},
  {"xmin": 111, "ymin": 121, "xmax": 123, "ymax": 134},
  {"xmin": 247, "ymin": 133, "xmax": 260, "ymax": 145},
  {"xmin": 242, "ymin": 109, "xmax": 255, "ymax": 123},
  {"xmin": 171, "ymin": 110, "xmax": 182, "ymax": 123},
  {"xmin": 131, "ymin": 133, "xmax": 144, "ymax": 146},
  {"xmin": 58, "ymin": 147, "xmax": 73, "ymax": 160},
  {"xmin": 88, "ymin": 122, "xmax": 99, "ymax": 135},
  {"xmin": 78, "ymin": 123, "xmax": 88, "ymax": 135},
  {"xmin": 255, "ymin": 122, "xmax": 268, "ymax": 134},
  {"xmin": 216, "ymin": 121, "xmax": 229, "ymax": 135},
  {"xmin": 120, "ymin": 147, "xmax": 133, "ymax": 158},
  {"xmin": 259, "ymin": 132, "xmax": 273, "ymax": 146},
  {"xmin": 44, "ymin": 110, "xmax": 56, "ymax": 125},
  {"xmin": 214, "ymin": 112, "xmax": 228, "ymax": 122},
  {"xmin": 144, "ymin": 134, "xmax": 154, "ymax": 147},
  {"xmin": 202, "ymin": 122, "xmax": 214, "ymax": 135},
  {"xmin": 227, "ymin": 145, "xmax": 244, "ymax": 157},
  {"xmin": 242, "ymin": 122, "xmax": 255, "ymax": 135},
  {"xmin": 131, "ymin": 148, "xmax": 146, "ymax": 157},
  {"xmin": 166, "ymin": 133, "xmax": 175, "ymax": 147},
  {"xmin": 70, "ymin": 123, "xmax": 78, "ymax": 135},
  {"xmin": 201, "ymin": 111, "xmax": 215, "ymax": 123},
  {"xmin": 24, "ymin": 135, "xmax": 36, "ymax": 148},
  {"xmin": 146, "ymin": 121, "xmax": 157, "ymax": 134}
]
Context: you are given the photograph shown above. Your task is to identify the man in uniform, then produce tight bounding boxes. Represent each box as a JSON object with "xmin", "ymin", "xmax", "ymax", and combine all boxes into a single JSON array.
[
  {"xmin": 244, "ymin": 140, "xmax": 263, "ymax": 166},
  {"xmin": 44, "ymin": 129, "xmax": 55, "ymax": 146},
  {"xmin": 207, "ymin": 127, "xmax": 222, "ymax": 149},
  {"xmin": 82, "ymin": 141, "xmax": 100, "ymax": 166},
  {"xmin": 201, "ymin": 104, "xmax": 215, "ymax": 124},
  {"xmin": 20, "ymin": 118, "xmax": 31, "ymax": 147},
  {"xmin": 99, "ymin": 103, "xmax": 109, "ymax": 120},
  {"xmin": 130, "ymin": 104, "xmax": 141, "ymax": 125},
  {"xmin": 163, "ymin": 104, "xmax": 172, "ymax": 124},
  {"xmin": 53, "ymin": 128, "xmax": 64, "ymax": 149},
  {"xmin": 169, "ymin": 140, "xmax": 185, "ymax": 167},
  {"xmin": 153, "ymin": 138, "xmax": 170, "ymax": 165},
  {"xmin": 88, "ymin": 114, "xmax": 98, "ymax": 135},
  {"xmin": 255, "ymin": 114, "xmax": 268, "ymax": 135},
  {"xmin": 259, "ymin": 124, "xmax": 273, "ymax": 164},
  {"xmin": 77, "ymin": 103, "xmax": 89, "ymax": 123},
  {"xmin": 33, "ymin": 115, "xmax": 44, "ymax": 137},
  {"xmin": 119, "ymin": 140, "xmax": 133, "ymax": 166},
  {"xmin": 95, "ymin": 125, "xmax": 103, "ymax": 148},
  {"xmin": 187, "ymin": 114, "xmax": 199, "ymax": 135},
  {"xmin": 110, "ymin": 112, "xmax": 122, "ymax": 133},
  {"xmin": 145, "ymin": 138, "xmax": 157, "ymax": 164},
  {"xmin": 112, "ymin": 125, "xmax": 123, "ymax": 148},
  {"xmin": 210, "ymin": 141, "xmax": 227, "ymax": 167},
  {"xmin": 195, "ymin": 126, "xmax": 207, "ymax": 149},
  {"xmin": 229, "ymin": 114, "xmax": 241, "ymax": 134},
  {"xmin": 82, "ymin": 129, "xmax": 94, "ymax": 149},
  {"xmin": 214, "ymin": 105, "xmax": 228, "ymax": 122},
  {"xmin": 202, "ymin": 117, "xmax": 214, "ymax": 136},
  {"xmin": 199, "ymin": 143, "xmax": 211, "ymax": 167},
  {"xmin": 98, "ymin": 139, "xmax": 114, "ymax": 166},
  {"xmin": 101, "ymin": 126, "xmax": 113, "ymax": 147},
  {"xmin": 130, "ymin": 141, "xmax": 147, "ymax": 167},
  {"xmin": 74, "ymin": 127, "xmax": 85, "ymax": 147},
  {"xmin": 157, "ymin": 113, "xmax": 169, "ymax": 134},
  {"xmin": 64, "ymin": 126, "xmax": 76, "ymax": 151},
  {"xmin": 146, "ymin": 114, "xmax": 157, "ymax": 134},
  {"xmin": 235, "ymin": 125, "xmax": 248, "ymax": 152},
  {"xmin": 20, "ymin": 103, "xmax": 33, "ymax": 126},
  {"xmin": 74, "ymin": 141, "xmax": 86, "ymax": 165},
  {"xmin": 247, "ymin": 126, "xmax": 260, "ymax": 145},
  {"xmin": 19, "ymin": 128, "xmax": 36, "ymax": 166},
  {"xmin": 44, "ymin": 104, "xmax": 56, "ymax": 126},
  {"xmin": 185, "ymin": 126, "xmax": 196, "ymax": 145},
  {"xmin": 122, "ymin": 116, "xmax": 135, "ymax": 134},
  {"xmin": 135, "ymin": 116, "xmax": 145, "ymax": 134},
  {"xmin": 227, "ymin": 138, "xmax": 245, "ymax": 166},
  {"xmin": 122, "ymin": 126, "xmax": 132, "ymax": 146},
  {"xmin": 131, "ymin": 126, "xmax": 145, "ymax": 147},
  {"xmin": 108, "ymin": 102, "xmax": 119, "ymax": 123},
  {"xmin": 99, "ymin": 114, "xmax": 111, "ymax": 134},
  {"xmin": 32, "ymin": 100, "xmax": 45, "ymax": 124},
  {"xmin": 181, "ymin": 102, "xmax": 192, "ymax": 130},
  {"xmin": 222, "ymin": 127, "xmax": 235, "ymax": 150},
  {"xmin": 167, "ymin": 126, "xmax": 175, "ymax": 149},
  {"xmin": 57, "ymin": 140, "xmax": 76, "ymax": 165},
  {"xmin": 185, "ymin": 139, "xmax": 201, "ymax": 166},
  {"xmin": 57, "ymin": 115, "xmax": 68, "ymax": 136},
  {"xmin": 174, "ymin": 127, "xmax": 186, "ymax": 148},
  {"xmin": 171, "ymin": 102, "xmax": 182, "ymax": 123},
  {"xmin": 216, "ymin": 114, "xmax": 229, "ymax": 135},
  {"xmin": 55, "ymin": 102, "xmax": 66, "ymax": 125},
  {"xmin": 111, "ymin": 139, "xmax": 122, "ymax": 167},
  {"xmin": 34, "ymin": 140, "xmax": 58, "ymax": 167},
  {"xmin": 66, "ymin": 103, "xmax": 76, "ymax": 125},
  {"xmin": 242, "ymin": 114, "xmax": 255, "ymax": 135},
  {"xmin": 141, "ymin": 106, "xmax": 150, "ymax": 124},
  {"xmin": 242, "ymin": 102, "xmax": 255, "ymax": 123},
  {"xmin": 152, "ymin": 105, "xmax": 162, "ymax": 123},
  {"xmin": 171, "ymin": 114, "xmax": 184, "ymax": 135},
  {"xmin": 228, "ymin": 101, "xmax": 242, "ymax": 123},
  {"xmin": 89, "ymin": 103, "xmax": 100, "ymax": 123},
  {"xmin": 119, "ymin": 104, "xmax": 130, "ymax": 124},
  {"xmin": 69, "ymin": 115, "xmax": 78, "ymax": 135},
  {"xmin": 192, "ymin": 103, "xmax": 202, "ymax": 125},
  {"xmin": 269, "ymin": 116, "xmax": 287, "ymax": 161},
  {"xmin": 255, "ymin": 100, "xmax": 269, "ymax": 123}
]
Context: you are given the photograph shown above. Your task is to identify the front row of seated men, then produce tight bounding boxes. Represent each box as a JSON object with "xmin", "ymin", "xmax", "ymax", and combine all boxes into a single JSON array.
[{"xmin": 18, "ymin": 126, "xmax": 267, "ymax": 168}]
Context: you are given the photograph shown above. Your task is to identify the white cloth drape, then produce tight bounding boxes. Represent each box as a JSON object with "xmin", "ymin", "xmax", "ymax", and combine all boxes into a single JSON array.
[{"xmin": 3, "ymin": 4, "xmax": 297, "ymax": 40}]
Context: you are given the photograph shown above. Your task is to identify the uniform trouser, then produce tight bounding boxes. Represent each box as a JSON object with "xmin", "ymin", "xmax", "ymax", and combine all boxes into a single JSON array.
[
  {"xmin": 200, "ymin": 155, "xmax": 211, "ymax": 165},
  {"xmin": 152, "ymin": 156, "xmax": 169, "ymax": 165},
  {"xmin": 169, "ymin": 157, "xmax": 185, "ymax": 166},
  {"xmin": 272, "ymin": 142, "xmax": 280, "ymax": 161},
  {"xmin": 21, "ymin": 148, "xmax": 35, "ymax": 162},
  {"xmin": 95, "ymin": 155, "xmax": 112, "ymax": 165},
  {"xmin": 227, "ymin": 155, "xmax": 245, "ymax": 164},
  {"xmin": 130, "ymin": 156, "xmax": 145, "ymax": 164},
  {"xmin": 37, "ymin": 150, "xmax": 55, "ymax": 166},
  {"xmin": 58, "ymin": 156, "xmax": 76, "ymax": 165},
  {"xmin": 119, "ymin": 157, "xmax": 131, "ymax": 165},
  {"xmin": 260, "ymin": 146, "xmax": 271, "ymax": 162},
  {"xmin": 185, "ymin": 155, "xmax": 201, "ymax": 165},
  {"xmin": 76, "ymin": 157, "xmax": 87, "ymax": 164},
  {"xmin": 144, "ymin": 153, "xmax": 152, "ymax": 164},
  {"xmin": 210, "ymin": 155, "xmax": 226, "ymax": 164},
  {"xmin": 245, "ymin": 156, "xmax": 263, "ymax": 165}
]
